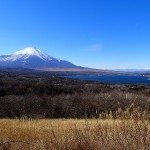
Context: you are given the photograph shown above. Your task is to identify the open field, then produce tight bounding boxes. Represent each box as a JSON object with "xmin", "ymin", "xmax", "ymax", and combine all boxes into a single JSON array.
[
  {"xmin": 0, "ymin": 119, "xmax": 149, "ymax": 150},
  {"xmin": 0, "ymin": 69, "xmax": 150, "ymax": 150}
]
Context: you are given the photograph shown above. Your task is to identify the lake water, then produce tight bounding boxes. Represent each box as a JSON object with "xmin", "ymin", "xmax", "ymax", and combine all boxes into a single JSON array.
[{"xmin": 63, "ymin": 74, "xmax": 150, "ymax": 85}]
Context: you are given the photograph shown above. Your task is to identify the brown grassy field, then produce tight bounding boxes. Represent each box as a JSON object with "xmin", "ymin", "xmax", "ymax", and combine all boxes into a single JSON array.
[{"xmin": 0, "ymin": 119, "xmax": 149, "ymax": 150}]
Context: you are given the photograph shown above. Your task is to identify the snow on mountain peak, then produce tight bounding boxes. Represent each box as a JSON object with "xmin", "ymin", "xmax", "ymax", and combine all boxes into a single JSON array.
[
  {"xmin": 0, "ymin": 47, "xmax": 78, "ymax": 68},
  {"xmin": 14, "ymin": 47, "xmax": 42, "ymax": 56},
  {"xmin": 11, "ymin": 47, "xmax": 53, "ymax": 61}
]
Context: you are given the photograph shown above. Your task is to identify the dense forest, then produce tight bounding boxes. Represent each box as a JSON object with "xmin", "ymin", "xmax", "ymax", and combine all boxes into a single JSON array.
[{"xmin": 0, "ymin": 68, "xmax": 150, "ymax": 119}]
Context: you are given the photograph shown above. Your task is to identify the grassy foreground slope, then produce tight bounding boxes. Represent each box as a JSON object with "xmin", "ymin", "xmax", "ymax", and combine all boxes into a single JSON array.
[
  {"xmin": 0, "ymin": 69, "xmax": 150, "ymax": 150},
  {"xmin": 0, "ymin": 119, "xmax": 149, "ymax": 150}
]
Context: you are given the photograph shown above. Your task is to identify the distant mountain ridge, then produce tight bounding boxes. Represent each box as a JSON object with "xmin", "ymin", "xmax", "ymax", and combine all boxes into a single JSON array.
[{"xmin": 0, "ymin": 47, "xmax": 80, "ymax": 69}]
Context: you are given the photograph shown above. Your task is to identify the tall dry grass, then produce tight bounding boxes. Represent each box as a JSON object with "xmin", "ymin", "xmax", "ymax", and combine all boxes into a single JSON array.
[{"xmin": 0, "ymin": 119, "xmax": 149, "ymax": 150}]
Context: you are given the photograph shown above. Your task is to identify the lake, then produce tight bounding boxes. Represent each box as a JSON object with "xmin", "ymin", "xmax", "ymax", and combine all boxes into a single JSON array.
[{"xmin": 63, "ymin": 74, "xmax": 150, "ymax": 85}]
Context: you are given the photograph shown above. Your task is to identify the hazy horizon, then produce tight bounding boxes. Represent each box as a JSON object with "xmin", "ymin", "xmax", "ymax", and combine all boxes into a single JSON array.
[{"xmin": 0, "ymin": 0, "xmax": 150, "ymax": 69}]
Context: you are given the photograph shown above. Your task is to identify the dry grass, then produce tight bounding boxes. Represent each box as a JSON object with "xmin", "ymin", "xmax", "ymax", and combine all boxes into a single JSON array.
[{"xmin": 0, "ymin": 119, "xmax": 149, "ymax": 150}]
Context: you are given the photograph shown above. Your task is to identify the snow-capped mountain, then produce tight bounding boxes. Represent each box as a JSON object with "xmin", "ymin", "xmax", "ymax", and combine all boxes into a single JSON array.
[{"xmin": 0, "ymin": 47, "xmax": 79, "ymax": 69}]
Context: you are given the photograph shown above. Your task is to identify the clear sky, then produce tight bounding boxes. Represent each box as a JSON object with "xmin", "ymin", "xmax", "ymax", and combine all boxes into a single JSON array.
[{"xmin": 0, "ymin": 0, "xmax": 150, "ymax": 69}]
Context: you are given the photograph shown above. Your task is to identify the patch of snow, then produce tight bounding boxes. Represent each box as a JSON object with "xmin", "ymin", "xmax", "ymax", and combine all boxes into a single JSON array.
[
  {"xmin": 13, "ymin": 47, "xmax": 50, "ymax": 60},
  {"xmin": 14, "ymin": 47, "xmax": 40, "ymax": 56},
  {"xmin": 0, "ymin": 47, "xmax": 62, "ymax": 63}
]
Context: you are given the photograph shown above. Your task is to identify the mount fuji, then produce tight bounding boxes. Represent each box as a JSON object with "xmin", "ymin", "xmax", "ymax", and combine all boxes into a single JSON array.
[{"xmin": 0, "ymin": 47, "xmax": 80, "ymax": 69}]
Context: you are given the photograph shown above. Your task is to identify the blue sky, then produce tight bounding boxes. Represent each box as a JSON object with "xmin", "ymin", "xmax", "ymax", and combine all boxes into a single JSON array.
[{"xmin": 0, "ymin": 0, "xmax": 150, "ymax": 69}]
